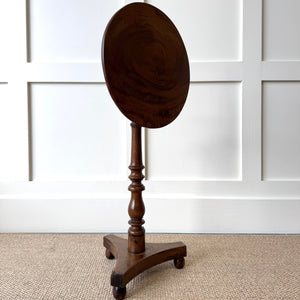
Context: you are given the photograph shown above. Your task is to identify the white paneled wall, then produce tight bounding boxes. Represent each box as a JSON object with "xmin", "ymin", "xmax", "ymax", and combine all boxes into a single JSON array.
[
  {"xmin": 263, "ymin": 0, "xmax": 300, "ymax": 61},
  {"xmin": 28, "ymin": 0, "xmax": 122, "ymax": 62},
  {"xmin": 262, "ymin": 82, "xmax": 300, "ymax": 180},
  {"xmin": 147, "ymin": 0, "xmax": 242, "ymax": 61},
  {"xmin": 29, "ymin": 83, "xmax": 126, "ymax": 181},
  {"xmin": 0, "ymin": 0, "xmax": 299, "ymax": 233},
  {"xmin": 147, "ymin": 83, "xmax": 241, "ymax": 181},
  {"xmin": 0, "ymin": 84, "xmax": 10, "ymax": 180}
]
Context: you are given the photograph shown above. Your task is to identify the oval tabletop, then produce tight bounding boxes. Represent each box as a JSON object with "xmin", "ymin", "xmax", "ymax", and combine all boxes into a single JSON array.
[{"xmin": 102, "ymin": 3, "xmax": 190, "ymax": 128}]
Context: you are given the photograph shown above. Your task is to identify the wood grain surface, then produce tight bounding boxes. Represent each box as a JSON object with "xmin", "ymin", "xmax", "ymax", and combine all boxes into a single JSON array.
[{"xmin": 102, "ymin": 2, "xmax": 190, "ymax": 128}]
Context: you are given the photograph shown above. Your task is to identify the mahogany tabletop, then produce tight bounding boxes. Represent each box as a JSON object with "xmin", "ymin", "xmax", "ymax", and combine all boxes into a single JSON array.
[{"xmin": 102, "ymin": 2, "xmax": 190, "ymax": 128}]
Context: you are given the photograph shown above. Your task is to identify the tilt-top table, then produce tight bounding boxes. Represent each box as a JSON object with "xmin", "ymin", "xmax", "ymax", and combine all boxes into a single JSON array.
[{"xmin": 101, "ymin": 3, "xmax": 190, "ymax": 299}]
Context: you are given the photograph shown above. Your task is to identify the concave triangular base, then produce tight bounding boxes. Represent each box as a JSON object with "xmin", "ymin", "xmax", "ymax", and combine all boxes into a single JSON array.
[{"xmin": 103, "ymin": 235, "xmax": 186, "ymax": 299}]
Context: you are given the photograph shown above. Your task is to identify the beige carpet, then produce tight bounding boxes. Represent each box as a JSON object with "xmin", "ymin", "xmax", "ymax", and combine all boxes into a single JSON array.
[{"xmin": 0, "ymin": 234, "xmax": 299, "ymax": 300}]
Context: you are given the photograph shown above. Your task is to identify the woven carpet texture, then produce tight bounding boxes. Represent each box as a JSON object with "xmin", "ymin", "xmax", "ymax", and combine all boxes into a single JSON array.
[{"xmin": 0, "ymin": 234, "xmax": 299, "ymax": 299}]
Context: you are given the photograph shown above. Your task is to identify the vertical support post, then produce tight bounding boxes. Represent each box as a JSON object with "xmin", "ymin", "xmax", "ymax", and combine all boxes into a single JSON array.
[{"xmin": 128, "ymin": 122, "xmax": 145, "ymax": 253}]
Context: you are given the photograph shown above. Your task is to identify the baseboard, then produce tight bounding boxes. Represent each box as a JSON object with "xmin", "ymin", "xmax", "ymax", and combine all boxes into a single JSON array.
[{"xmin": 0, "ymin": 196, "xmax": 299, "ymax": 233}]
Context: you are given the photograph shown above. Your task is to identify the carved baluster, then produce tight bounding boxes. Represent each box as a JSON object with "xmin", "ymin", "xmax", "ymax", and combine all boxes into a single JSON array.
[{"xmin": 128, "ymin": 122, "xmax": 145, "ymax": 253}]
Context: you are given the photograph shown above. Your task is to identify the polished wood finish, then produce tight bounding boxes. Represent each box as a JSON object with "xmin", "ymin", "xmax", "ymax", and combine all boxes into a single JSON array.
[
  {"xmin": 103, "ymin": 123, "xmax": 186, "ymax": 299},
  {"xmin": 104, "ymin": 234, "xmax": 186, "ymax": 287},
  {"xmin": 102, "ymin": 2, "xmax": 190, "ymax": 128},
  {"xmin": 101, "ymin": 2, "xmax": 189, "ymax": 299},
  {"xmin": 128, "ymin": 123, "xmax": 145, "ymax": 254}
]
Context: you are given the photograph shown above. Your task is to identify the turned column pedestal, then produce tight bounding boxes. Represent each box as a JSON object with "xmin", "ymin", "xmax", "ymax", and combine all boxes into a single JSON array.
[
  {"xmin": 127, "ymin": 123, "xmax": 145, "ymax": 254},
  {"xmin": 103, "ymin": 123, "xmax": 186, "ymax": 299}
]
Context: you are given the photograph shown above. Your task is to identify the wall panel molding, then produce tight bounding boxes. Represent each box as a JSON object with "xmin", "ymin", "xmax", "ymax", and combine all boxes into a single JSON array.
[
  {"xmin": 263, "ymin": 0, "xmax": 300, "ymax": 61},
  {"xmin": 262, "ymin": 81, "xmax": 300, "ymax": 181},
  {"xmin": 0, "ymin": 0, "xmax": 299, "ymax": 232},
  {"xmin": 262, "ymin": 62, "xmax": 300, "ymax": 80}
]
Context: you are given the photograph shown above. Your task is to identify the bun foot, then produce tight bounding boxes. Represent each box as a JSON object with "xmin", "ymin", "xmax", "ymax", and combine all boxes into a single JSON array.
[
  {"xmin": 105, "ymin": 248, "xmax": 115, "ymax": 260},
  {"xmin": 113, "ymin": 286, "xmax": 126, "ymax": 300},
  {"xmin": 174, "ymin": 257, "xmax": 185, "ymax": 269}
]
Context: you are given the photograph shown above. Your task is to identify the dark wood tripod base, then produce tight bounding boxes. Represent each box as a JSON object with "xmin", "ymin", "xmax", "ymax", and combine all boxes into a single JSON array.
[{"xmin": 104, "ymin": 235, "xmax": 186, "ymax": 300}]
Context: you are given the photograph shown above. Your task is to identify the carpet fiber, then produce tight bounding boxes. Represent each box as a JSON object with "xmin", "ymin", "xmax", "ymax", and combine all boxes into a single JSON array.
[{"xmin": 0, "ymin": 234, "xmax": 299, "ymax": 299}]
